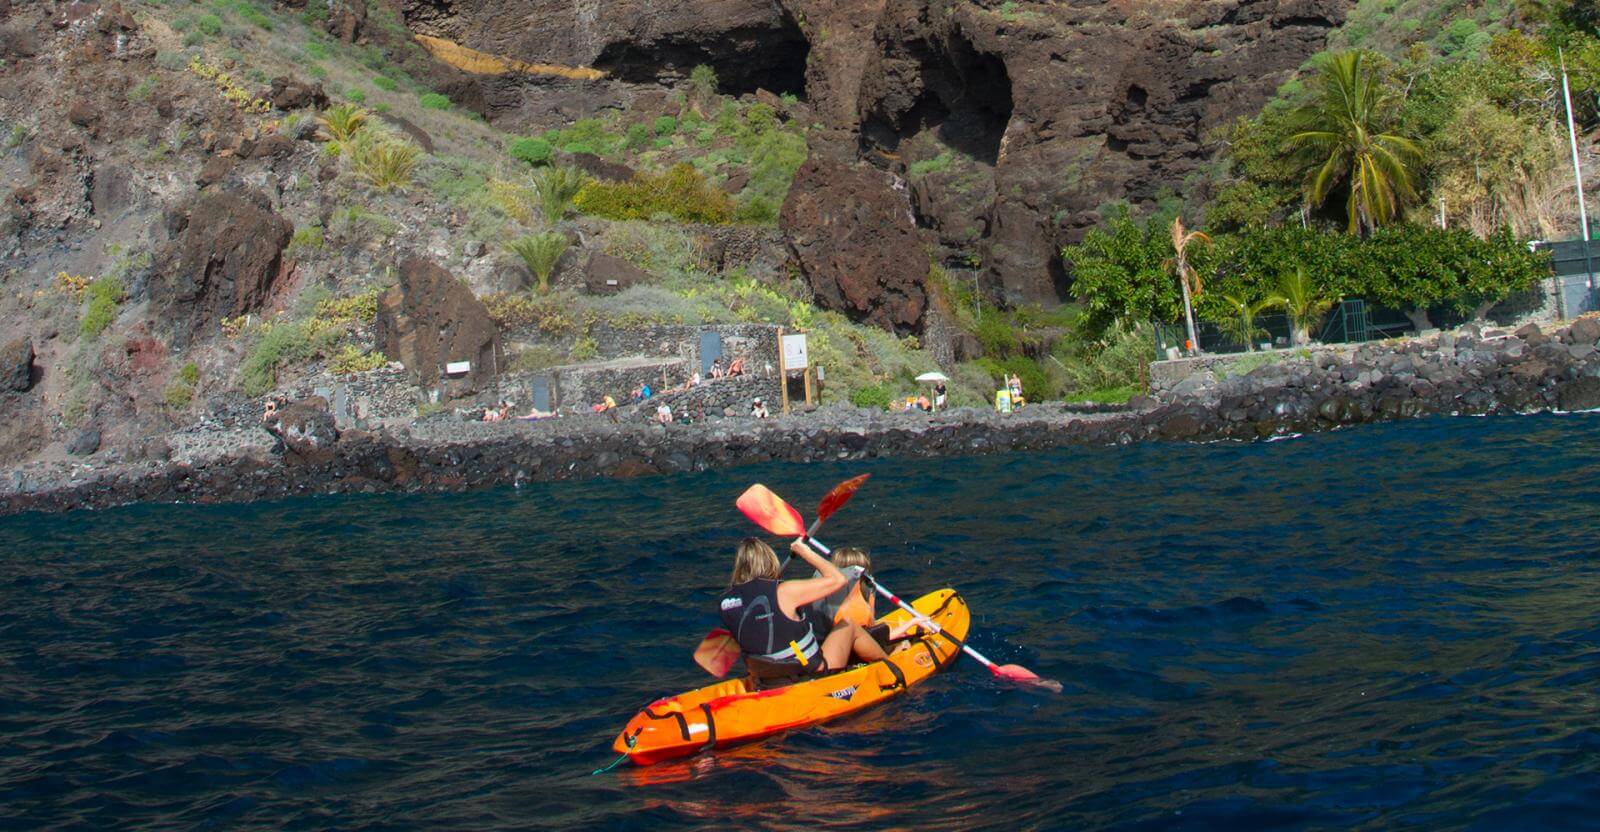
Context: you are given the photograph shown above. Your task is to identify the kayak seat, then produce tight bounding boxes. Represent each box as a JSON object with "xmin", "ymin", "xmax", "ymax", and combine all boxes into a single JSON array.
[{"xmin": 744, "ymin": 655, "xmax": 855, "ymax": 691}]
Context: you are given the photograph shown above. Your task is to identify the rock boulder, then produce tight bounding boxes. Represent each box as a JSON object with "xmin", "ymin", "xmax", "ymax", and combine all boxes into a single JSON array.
[
  {"xmin": 152, "ymin": 188, "xmax": 294, "ymax": 347},
  {"xmin": 780, "ymin": 155, "xmax": 927, "ymax": 333},
  {"xmin": 583, "ymin": 251, "xmax": 653, "ymax": 295},
  {"xmin": 375, "ymin": 257, "xmax": 504, "ymax": 397},
  {"xmin": 263, "ymin": 396, "xmax": 339, "ymax": 464},
  {"xmin": 0, "ymin": 336, "xmax": 33, "ymax": 392},
  {"xmin": 262, "ymin": 76, "xmax": 329, "ymax": 111}
]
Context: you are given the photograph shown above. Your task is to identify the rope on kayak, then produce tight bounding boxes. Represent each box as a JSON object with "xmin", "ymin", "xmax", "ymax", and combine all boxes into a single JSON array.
[
  {"xmin": 591, "ymin": 729, "xmax": 639, "ymax": 775},
  {"xmin": 590, "ymin": 753, "xmax": 629, "ymax": 776}
]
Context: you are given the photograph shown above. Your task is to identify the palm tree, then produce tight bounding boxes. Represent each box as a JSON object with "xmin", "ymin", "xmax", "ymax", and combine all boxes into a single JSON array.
[
  {"xmin": 1215, "ymin": 294, "xmax": 1278, "ymax": 352},
  {"xmin": 506, "ymin": 231, "xmax": 570, "ymax": 293},
  {"xmin": 1275, "ymin": 267, "xmax": 1337, "ymax": 346},
  {"xmin": 1165, "ymin": 216, "xmax": 1211, "ymax": 356},
  {"xmin": 530, "ymin": 165, "xmax": 588, "ymax": 223},
  {"xmin": 1285, "ymin": 51, "xmax": 1422, "ymax": 235}
]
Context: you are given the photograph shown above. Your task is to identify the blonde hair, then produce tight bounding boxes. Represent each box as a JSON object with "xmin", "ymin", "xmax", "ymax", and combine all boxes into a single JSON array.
[
  {"xmin": 729, "ymin": 537, "xmax": 780, "ymax": 586},
  {"xmin": 832, "ymin": 546, "xmax": 872, "ymax": 573}
]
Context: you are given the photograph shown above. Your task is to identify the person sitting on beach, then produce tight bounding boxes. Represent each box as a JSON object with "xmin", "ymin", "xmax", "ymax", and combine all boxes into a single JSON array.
[
  {"xmin": 719, "ymin": 538, "xmax": 889, "ymax": 683},
  {"xmin": 655, "ymin": 403, "xmax": 673, "ymax": 424},
  {"xmin": 916, "ymin": 394, "xmax": 932, "ymax": 412},
  {"xmin": 591, "ymin": 395, "xmax": 617, "ymax": 414},
  {"xmin": 750, "ymin": 397, "xmax": 769, "ymax": 419},
  {"xmin": 631, "ymin": 384, "xmax": 644, "ymax": 402},
  {"xmin": 641, "ymin": 383, "xmax": 652, "ymax": 400},
  {"xmin": 690, "ymin": 371, "xmax": 702, "ymax": 388},
  {"xmin": 710, "ymin": 356, "xmax": 727, "ymax": 379},
  {"xmin": 727, "ymin": 357, "xmax": 745, "ymax": 377}
]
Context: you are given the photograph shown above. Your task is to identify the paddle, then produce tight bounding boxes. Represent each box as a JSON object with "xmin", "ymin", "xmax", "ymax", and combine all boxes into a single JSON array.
[
  {"xmin": 692, "ymin": 478, "xmax": 872, "ymax": 678},
  {"xmin": 742, "ymin": 487, "xmax": 1062, "ymax": 694}
]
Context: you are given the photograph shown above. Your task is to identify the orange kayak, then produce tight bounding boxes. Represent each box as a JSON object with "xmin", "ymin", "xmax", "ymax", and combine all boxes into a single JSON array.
[{"xmin": 611, "ymin": 588, "xmax": 969, "ymax": 766}]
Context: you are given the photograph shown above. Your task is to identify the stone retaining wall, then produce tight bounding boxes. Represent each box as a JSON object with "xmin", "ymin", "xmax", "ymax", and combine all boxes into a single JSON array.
[{"xmin": 626, "ymin": 373, "xmax": 782, "ymax": 421}]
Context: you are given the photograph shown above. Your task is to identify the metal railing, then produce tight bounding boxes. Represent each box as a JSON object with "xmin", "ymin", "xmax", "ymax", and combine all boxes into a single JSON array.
[{"xmin": 1153, "ymin": 299, "xmax": 1384, "ymax": 359}]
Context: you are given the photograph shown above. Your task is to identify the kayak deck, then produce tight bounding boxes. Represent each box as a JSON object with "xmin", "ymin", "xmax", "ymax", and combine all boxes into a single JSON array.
[{"xmin": 612, "ymin": 588, "xmax": 969, "ymax": 766}]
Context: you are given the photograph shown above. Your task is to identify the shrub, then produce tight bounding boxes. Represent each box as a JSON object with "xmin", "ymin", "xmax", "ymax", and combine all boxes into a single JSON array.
[
  {"xmin": 315, "ymin": 287, "xmax": 382, "ymax": 325},
  {"xmin": 288, "ymin": 225, "xmax": 324, "ymax": 255},
  {"xmin": 239, "ymin": 318, "xmax": 339, "ymax": 395},
  {"xmin": 345, "ymin": 87, "xmax": 367, "ymax": 104},
  {"xmin": 419, "ymin": 92, "xmax": 450, "ymax": 110},
  {"xmin": 347, "ymin": 132, "xmax": 420, "ymax": 191},
  {"xmin": 508, "ymin": 136, "xmax": 552, "ymax": 166},
  {"xmin": 180, "ymin": 362, "xmax": 201, "ymax": 386},
  {"xmin": 506, "ymin": 231, "xmax": 571, "ymax": 293},
  {"xmin": 909, "ymin": 151, "xmax": 954, "ymax": 177},
  {"xmin": 328, "ymin": 344, "xmax": 387, "ymax": 374},
  {"xmin": 530, "ymin": 164, "xmax": 587, "ymax": 222},
  {"xmin": 304, "ymin": 40, "xmax": 330, "ymax": 60},
  {"xmin": 624, "ymin": 122, "xmax": 652, "ymax": 151},
  {"xmin": 482, "ymin": 292, "xmax": 576, "ymax": 333},
  {"xmin": 653, "ymin": 115, "xmax": 678, "ymax": 136},
  {"xmin": 569, "ymin": 335, "xmax": 599, "ymax": 362},
  {"xmin": 163, "ymin": 379, "xmax": 195, "ymax": 410},
  {"xmin": 316, "ymin": 103, "xmax": 368, "ymax": 147},
  {"xmin": 127, "ymin": 76, "xmax": 159, "ymax": 103},
  {"xmin": 373, "ymin": 75, "xmax": 398, "ymax": 91},
  {"xmin": 689, "ymin": 64, "xmax": 718, "ymax": 102},
  {"xmin": 197, "ymin": 13, "xmax": 222, "ymax": 35},
  {"xmin": 561, "ymin": 141, "xmax": 597, "ymax": 156},
  {"xmin": 849, "ymin": 382, "xmax": 894, "ymax": 410},
  {"xmin": 80, "ymin": 276, "xmax": 125, "ymax": 337},
  {"xmin": 597, "ymin": 221, "xmax": 705, "ymax": 274},
  {"xmin": 508, "ymin": 345, "xmax": 566, "ymax": 371},
  {"xmin": 653, "ymin": 136, "xmax": 673, "ymax": 149},
  {"xmin": 574, "ymin": 163, "xmax": 734, "ymax": 224}
]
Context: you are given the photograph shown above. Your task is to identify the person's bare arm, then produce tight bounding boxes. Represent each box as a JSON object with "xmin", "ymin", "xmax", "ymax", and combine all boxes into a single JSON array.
[{"xmin": 775, "ymin": 539, "xmax": 846, "ymax": 617}]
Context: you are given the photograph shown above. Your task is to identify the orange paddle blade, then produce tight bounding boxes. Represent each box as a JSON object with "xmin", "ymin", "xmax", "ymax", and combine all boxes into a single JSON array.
[
  {"xmin": 817, "ymin": 474, "xmax": 870, "ymax": 523},
  {"xmin": 693, "ymin": 629, "xmax": 741, "ymax": 678},
  {"xmin": 736, "ymin": 484, "xmax": 806, "ymax": 537},
  {"xmin": 993, "ymin": 663, "xmax": 1063, "ymax": 693}
]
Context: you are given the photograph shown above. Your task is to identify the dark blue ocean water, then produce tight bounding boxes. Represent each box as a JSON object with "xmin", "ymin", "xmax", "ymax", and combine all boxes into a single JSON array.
[{"xmin": 4, "ymin": 414, "xmax": 1600, "ymax": 830}]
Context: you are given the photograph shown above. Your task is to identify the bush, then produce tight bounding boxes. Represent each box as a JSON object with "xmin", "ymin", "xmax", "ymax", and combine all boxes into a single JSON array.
[
  {"xmin": 569, "ymin": 335, "xmax": 599, "ymax": 362},
  {"xmin": 288, "ymin": 224, "xmax": 324, "ymax": 255},
  {"xmin": 849, "ymin": 382, "xmax": 894, "ymax": 410},
  {"xmin": 509, "ymin": 136, "xmax": 552, "ymax": 166},
  {"xmin": 179, "ymin": 361, "xmax": 201, "ymax": 386},
  {"xmin": 561, "ymin": 141, "xmax": 597, "ymax": 156},
  {"xmin": 155, "ymin": 50, "xmax": 188, "ymax": 71},
  {"xmin": 347, "ymin": 132, "xmax": 420, "ymax": 191},
  {"xmin": 597, "ymin": 221, "xmax": 705, "ymax": 274},
  {"xmin": 80, "ymin": 276, "xmax": 125, "ymax": 337},
  {"xmin": 127, "ymin": 76, "xmax": 159, "ymax": 103},
  {"xmin": 328, "ymin": 344, "xmax": 387, "ymax": 374},
  {"xmin": 163, "ymin": 378, "xmax": 195, "ymax": 410},
  {"xmin": 345, "ymin": 88, "xmax": 367, "ymax": 104},
  {"xmin": 373, "ymin": 75, "xmax": 398, "ymax": 91},
  {"xmin": 654, "ymin": 115, "xmax": 678, "ymax": 136},
  {"xmin": 197, "ymin": 13, "xmax": 222, "ymax": 35},
  {"xmin": 574, "ymin": 163, "xmax": 734, "ymax": 224},
  {"xmin": 304, "ymin": 40, "xmax": 330, "ymax": 60},
  {"xmin": 624, "ymin": 123, "xmax": 652, "ymax": 151},
  {"xmin": 419, "ymin": 92, "xmax": 450, "ymax": 110},
  {"xmin": 316, "ymin": 103, "xmax": 369, "ymax": 147},
  {"xmin": 239, "ymin": 318, "xmax": 339, "ymax": 395},
  {"xmin": 482, "ymin": 291, "xmax": 576, "ymax": 333}
]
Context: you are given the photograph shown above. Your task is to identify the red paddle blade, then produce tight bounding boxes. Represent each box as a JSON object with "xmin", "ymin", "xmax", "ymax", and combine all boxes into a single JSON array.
[
  {"xmin": 693, "ymin": 629, "xmax": 741, "ymax": 678},
  {"xmin": 736, "ymin": 484, "xmax": 806, "ymax": 537},
  {"xmin": 816, "ymin": 474, "xmax": 870, "ymax": 523},
  {"xmin": 992, "ymin": 663, "xmax": 1063, "ymax": 693}
]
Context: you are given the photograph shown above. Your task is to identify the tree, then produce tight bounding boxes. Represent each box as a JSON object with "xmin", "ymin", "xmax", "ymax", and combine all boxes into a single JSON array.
[
  {"xmin": 1166, "ymin": 216, "xmax": 1212, "ymax": 355},
  {"xmin": 1065, "ymin": 212, "xmax": 1190, "ymax": 335},
  {"xmin": 1428, "ymin": 95, "xmax": 1566, "ymax": 239},
  {"xmin": 1275, "ymin": 267, "xmax": 1338, "ymax": 346},
  {"xmin": 506, "ymin": 232, "xmax": 570, "ymax": 293},
  {"xmin": 1213, "ymin": 294, "xmax": 1278, "ymax": 351},
  {"xmin": 530, "ymin": 165, "xmax": 588, "ymax": 223},
  {"xmin": 1286, "ymin": 51, "xmax": 1423, "ymax": 235}
]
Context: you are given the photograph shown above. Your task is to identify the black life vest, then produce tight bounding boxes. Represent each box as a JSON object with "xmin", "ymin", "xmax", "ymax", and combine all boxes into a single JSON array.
[{"xmin": 719, "ymin": 578, "xmax": 821, "ymax": 668}]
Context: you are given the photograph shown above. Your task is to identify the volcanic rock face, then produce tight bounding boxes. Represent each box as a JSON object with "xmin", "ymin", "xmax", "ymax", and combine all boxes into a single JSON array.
[
  {"xmin": 375, "ymin": 257, "xmax": 504, "ymax": 396},
  {"xmin": 781, "ymin": 155, "xmax": 927, "ymax": 333},
  {"xmin": 401, "ymin": 0, "xmax": 1347, "ymax": 306},
  {"xmin": 152, "ymin": 188, "xmax": 294, "ymax": 347}
]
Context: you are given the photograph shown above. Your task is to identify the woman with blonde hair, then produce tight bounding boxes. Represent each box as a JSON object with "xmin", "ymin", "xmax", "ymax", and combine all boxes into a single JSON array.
[
  {"xmin": 718, "ymin": 537, "xmax": 888, "ymax": 681},
  {"xmin": 811, "ymin": 547, "xmax": 917, "ymax": 648}
]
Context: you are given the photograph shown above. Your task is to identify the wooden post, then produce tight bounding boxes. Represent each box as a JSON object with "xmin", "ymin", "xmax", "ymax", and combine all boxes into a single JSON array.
[
  {"xmin": 777, "ymin": 326, "xmax": 789, "ymax": 416},
  {"xmin": 803, "ymin": 366, "xmax": 814, "ymax": 407}
]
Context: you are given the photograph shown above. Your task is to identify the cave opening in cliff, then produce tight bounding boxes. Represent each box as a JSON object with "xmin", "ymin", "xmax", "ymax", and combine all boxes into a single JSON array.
[
  {"xmin": 861, "ymin": 33, "xmax": 1013, "ymax": 164},
  {"xmin": 593, "ymin": 13, "xmax": 810, "ymax": 99}
]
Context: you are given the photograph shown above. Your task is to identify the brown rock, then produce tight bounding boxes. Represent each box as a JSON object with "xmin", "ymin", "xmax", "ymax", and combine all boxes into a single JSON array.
[
  {"xmin": 561, "ymin": 151, "xmax": 635, "ymax": 182},
  {"xmin": 246, "ymin": 133, "xmax": 298, "ymax": 159},
  {"xmin": 262, "ymin": 76, "xmax": 329, "ymax": 111},
  {"xmin": 263, "ymin": 396, "xmax": 339, "ymax": 464},
  {"xmin": 325, "ymin": 0, "xmax": 366, "ymax": 42},
  {"xmin": 583, "ymin": 251, "xmax": 653, "ymax": 295},
  {"xmin": 375, "ymin": 112, "xmax": 435, "ymax": 153},
  {"xmin": 196, "ymin": 155, "xmax": 236, "ymax": 188},
  {"xmin": 0, "ymin": 336, "xmax": 33, "ymax": 391},
  {"xmin": 374, "ymin": 257, "xmax": 504, "ymax": 396},
  {"xmin": 152, "ymin": 188, "xmax": 294, "ymax": 346},
  {"xmin": 67, "ymin": 100, "xmax": 98, "ymax": 129},
  {"xmin": 1569, "ymin": 316, "xmax": 1600, "ymax": 346},
  {"xmin": 780, "ymin": 155, "xmax": 927, "ymax": 333}
]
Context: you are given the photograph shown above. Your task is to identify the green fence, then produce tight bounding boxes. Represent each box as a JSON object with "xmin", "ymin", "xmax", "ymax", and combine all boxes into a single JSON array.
[{"xmin": 1153, "ymin": 299, "xmax": 1378, "ymax": 359}]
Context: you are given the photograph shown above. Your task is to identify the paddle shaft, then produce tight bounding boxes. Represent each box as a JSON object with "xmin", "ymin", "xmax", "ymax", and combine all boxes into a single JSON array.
[{"xmin": 804, "ymin": 537, "xmax": 1010, "ymax": 677}]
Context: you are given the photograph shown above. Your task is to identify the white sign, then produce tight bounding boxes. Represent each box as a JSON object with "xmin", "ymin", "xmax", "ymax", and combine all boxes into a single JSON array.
[
  {"xmin": 781, "ymin": 333, "xmax": 809, "ymax": 369},
  {"xmin": 445, "ymin": 361, "xmax": 472, "ymax": 376}
]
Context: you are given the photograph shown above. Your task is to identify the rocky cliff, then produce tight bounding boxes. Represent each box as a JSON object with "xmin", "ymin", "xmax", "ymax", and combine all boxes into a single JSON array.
[{"xmin": 406, "ymin": 0, "xmax": 1350, "ymax": 304}]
